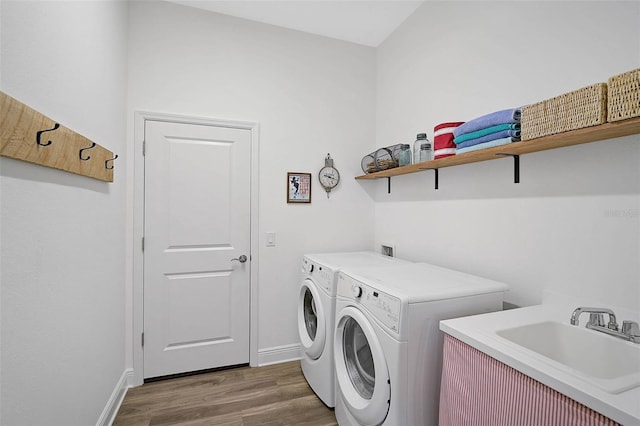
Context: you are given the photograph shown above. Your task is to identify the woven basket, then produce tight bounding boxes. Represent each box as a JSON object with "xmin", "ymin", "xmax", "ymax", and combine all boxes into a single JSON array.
[
  {"xmin": 607, "ymin": 68, "xmax": 640, "ymax": 122},
  {"xmin": 521, "ymin": 83, "xmax": 607, "ymax": 140}
]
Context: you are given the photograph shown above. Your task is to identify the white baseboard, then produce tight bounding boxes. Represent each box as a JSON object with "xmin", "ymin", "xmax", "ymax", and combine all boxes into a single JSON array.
[
  {"xmin": 257, "ymin": 343, "xmax": 301, "ymax": 366},
  {"xmin": 96, "ymin": 368, "xmax": 134, "ymax": 426}
]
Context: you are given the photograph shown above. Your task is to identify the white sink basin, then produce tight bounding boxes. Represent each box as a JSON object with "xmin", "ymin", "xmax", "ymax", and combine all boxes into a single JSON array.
[{"xmin": 497, "ymin": 321, "xmax": 640, "ymax": 394}]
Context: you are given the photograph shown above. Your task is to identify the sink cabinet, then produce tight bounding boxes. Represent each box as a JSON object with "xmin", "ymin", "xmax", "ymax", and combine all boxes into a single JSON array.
[{"xmin": 439, "ymin": 334, "xmax": 620, "ymax": 425}]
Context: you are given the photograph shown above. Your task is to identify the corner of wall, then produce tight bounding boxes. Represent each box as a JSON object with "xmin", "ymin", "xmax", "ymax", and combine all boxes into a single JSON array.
[{"xmin": 96, "ymin": 368, "xmax": 134, "ymax": 426}]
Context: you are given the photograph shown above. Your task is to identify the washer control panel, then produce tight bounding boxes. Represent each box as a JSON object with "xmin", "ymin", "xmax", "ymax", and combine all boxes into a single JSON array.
[
  {"xmin": 302, "ymin": 258, "xmax": 334, "ymax": 294},
  {"xmin": 338, "ymin": 272, "xmax": 402, "ymax": 335}
]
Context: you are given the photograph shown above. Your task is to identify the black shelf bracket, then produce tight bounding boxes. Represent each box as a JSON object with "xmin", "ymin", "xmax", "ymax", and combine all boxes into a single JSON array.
[
  {"xmin": 419, "ymin": 167, "xmax": 439, "ymax": 190},
  {"xmin": 496, "ymin": 153, "xmax": 520, "ymax": 183},
  {"xmin": 387, "ymin": 177, "xmax": 391, "ymax": 194}
]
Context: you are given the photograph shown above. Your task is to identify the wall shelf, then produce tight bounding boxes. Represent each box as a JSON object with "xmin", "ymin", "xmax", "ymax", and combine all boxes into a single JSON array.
[{"xmin": 355, "ymin": 117, "xmax": 640, "ymax": 187}]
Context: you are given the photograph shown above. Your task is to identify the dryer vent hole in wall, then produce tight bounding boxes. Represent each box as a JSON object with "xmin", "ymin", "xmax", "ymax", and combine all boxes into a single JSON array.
[{"xmin": 381, "ymin": 245, "xmax": 394, "ymax": 257}]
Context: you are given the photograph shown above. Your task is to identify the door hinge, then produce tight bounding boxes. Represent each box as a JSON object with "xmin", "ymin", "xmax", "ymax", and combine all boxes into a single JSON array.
[
  {"xmin": 142, "ymin": 236, "xmax": 145, "ymax": 251},
  {"xmin": 141, "ymin": 332, "xmax": 145, "ymax": 347},
  {"xmin": 142, "ymin": 140, "xmax": 146, "ymax": 156}
]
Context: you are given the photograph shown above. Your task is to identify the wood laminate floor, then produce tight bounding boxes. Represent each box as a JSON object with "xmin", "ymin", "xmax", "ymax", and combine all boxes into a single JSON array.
[{"xmin": 113, "ymin": 361, "xmax": 338, "ymax": 426}]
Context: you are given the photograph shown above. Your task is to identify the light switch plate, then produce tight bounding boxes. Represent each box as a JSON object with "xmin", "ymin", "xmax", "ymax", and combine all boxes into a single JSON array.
[{"xmin": 266, "ymin": 232, "xmax": 276, "ymax": 247}]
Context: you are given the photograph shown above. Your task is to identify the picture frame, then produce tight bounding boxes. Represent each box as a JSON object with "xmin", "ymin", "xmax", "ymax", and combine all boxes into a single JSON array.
[{"xmin": 287, "ymin": 172, "xmax": 311, "ymax": 203}]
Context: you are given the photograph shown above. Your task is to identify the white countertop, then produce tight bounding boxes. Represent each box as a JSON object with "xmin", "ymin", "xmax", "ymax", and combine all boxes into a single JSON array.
[{"xmin": 440, "ymin": 297, "xmax": 640, "ymax": 426}]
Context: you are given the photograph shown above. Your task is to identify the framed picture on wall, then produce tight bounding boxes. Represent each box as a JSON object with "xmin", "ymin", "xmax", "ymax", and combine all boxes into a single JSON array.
[{"xmin": 287, "ymin": 172, "xmax": 311, "ymax": 203}]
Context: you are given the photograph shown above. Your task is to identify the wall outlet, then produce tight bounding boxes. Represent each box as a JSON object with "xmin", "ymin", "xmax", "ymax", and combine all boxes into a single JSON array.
[{"xmin": 381, "ymin": 244, "xmax": 395, "ymax": 257}]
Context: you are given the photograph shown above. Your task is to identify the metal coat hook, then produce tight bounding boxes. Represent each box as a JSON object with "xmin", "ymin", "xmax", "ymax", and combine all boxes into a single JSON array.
[
  {"xmin": 79, "ymin": 142, "xmax": 96, "ymax": 161},
  {"xmin": 105, "ymin": 154, "xmax": 118, "ymax": 170},
  {"xmin": 36, "ymin": 123, "xmax": 60, "ymax": 146}
]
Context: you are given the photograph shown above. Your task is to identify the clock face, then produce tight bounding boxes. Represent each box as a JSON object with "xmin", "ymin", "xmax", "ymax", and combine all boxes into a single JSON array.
[{"xmin": 319, "ymin": 166, "xmax": 340, "ymax": 189}]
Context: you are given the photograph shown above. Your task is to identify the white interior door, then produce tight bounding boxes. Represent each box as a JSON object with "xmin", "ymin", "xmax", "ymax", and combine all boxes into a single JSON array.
[{"xmin": 143, "ymin": 120, "xmax": 251, "ymax": 379}]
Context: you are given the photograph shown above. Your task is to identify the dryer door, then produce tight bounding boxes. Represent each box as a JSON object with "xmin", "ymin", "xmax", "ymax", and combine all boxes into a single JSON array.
[
  {"xmin": 298, "ymin": 279, "xmax": 326, "ymax": 359},
  {"xmin": 335, "ymin": 306, "xmax": 390, "ymax": 426}
]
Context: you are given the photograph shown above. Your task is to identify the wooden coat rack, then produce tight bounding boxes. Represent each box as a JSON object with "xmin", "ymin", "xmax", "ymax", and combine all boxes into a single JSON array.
[{"xmin": 1, "ymin": 91, "xmax": 117, "ymax": 182}]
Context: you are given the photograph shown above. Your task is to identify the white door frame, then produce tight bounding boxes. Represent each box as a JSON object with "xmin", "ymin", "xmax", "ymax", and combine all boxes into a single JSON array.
[{"xmin": 132, "ymin": 111, "xmax": 260, "ymax": 386}]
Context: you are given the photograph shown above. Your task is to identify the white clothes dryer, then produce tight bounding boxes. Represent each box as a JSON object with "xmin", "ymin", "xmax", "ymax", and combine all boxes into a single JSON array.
[
  {"xmin": 298, "ymin": 252, "xmax": 410, "ymax": 408},
  {"xmin": 333, "ymin": 263, "xmax": 509, "ymax": 425}
]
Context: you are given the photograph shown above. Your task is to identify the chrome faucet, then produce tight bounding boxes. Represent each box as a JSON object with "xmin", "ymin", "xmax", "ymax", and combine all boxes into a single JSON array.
[
  {"xmin": 570, "ymin": 307, "xmax": 640, "ymax": 344},
  {"xmin": 570, "ymin": 307, "xmax": 618, "ymax": 328}
]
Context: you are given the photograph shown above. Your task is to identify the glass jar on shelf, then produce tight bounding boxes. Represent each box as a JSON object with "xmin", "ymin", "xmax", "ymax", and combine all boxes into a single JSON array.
[
  {"xmin": 420, "ymin": 142, "xmax": 433, "ymax": 162},
  {"xmin": 413, "ymin": 133, "xmax": 429, "ymax": 164},
  {"xmin": 398, "ymin": 144, "xmax": 411, "ymax": 166}
]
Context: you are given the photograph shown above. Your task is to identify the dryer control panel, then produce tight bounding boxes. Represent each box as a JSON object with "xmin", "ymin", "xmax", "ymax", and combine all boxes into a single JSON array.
[{"xmin": 338, "ymin": 272, "xmax": 402, "ymax": 335}]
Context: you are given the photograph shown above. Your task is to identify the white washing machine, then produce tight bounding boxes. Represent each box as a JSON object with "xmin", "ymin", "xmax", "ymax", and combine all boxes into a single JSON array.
[
  {"xmin": 333, "ymin": 262, "xmax": 509, "ymax": 425},
  {"xmin": 298, "ymin": 252, "xmax": 410, "ymax": 408}
]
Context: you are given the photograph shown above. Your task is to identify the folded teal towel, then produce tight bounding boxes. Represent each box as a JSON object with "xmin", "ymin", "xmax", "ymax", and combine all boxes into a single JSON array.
[
  {"xmin": 456, "ymin": 137, "xmax": 515, "ymax": 154},
  {"xmin": 454, "ymin": 123, "xmax": 520, "ymax": 144},
  {"xmin": 456, "ymin": 128, "xmax": 521, "ymax": 148},
  {"xmin": 453, "ymin": 108, "xmax": 521, "ymax": 138}
]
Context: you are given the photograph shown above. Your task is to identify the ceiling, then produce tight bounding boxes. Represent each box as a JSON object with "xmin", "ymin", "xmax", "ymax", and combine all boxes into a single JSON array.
[{"xmin": 165, "ymin": 0, "xmax": 424, "ymax": 47}]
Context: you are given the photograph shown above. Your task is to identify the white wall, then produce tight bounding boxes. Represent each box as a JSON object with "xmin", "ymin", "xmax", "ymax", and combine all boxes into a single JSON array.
[
  {"xmin": 127, "ymin": 1, "xmax": 376, "ymax": 358},
  {"xmin": 373, "ymin": 1, "xmax": 640, "ymax": 310},
  {"xmin": 0, "ymin": 1, "xmax": 128, "ymax": 425},
  {"xmin": 3, "ymin": 2, "xmax": 636, "ymax": 421}
]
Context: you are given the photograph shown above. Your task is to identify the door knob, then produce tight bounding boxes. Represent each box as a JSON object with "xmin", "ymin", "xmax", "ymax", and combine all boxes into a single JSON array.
[{"xmin": 231, "ymin": 255, "xmax": 248, "ymax": 263}]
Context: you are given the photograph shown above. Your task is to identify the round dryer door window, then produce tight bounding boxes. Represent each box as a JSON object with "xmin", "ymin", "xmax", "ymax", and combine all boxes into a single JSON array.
[
  {"xmin": 298, "ymin": 279, "xmax": 326, "ymax": 359},
  {"xmin": 335, "ymin": 306, "xmax": 390, "ymax": 426}
]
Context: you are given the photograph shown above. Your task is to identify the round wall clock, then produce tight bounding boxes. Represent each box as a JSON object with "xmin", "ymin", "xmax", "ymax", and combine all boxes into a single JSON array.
[{"xmin": 318, "ymin": 153, "xmax": 340, "ymax": 198}]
